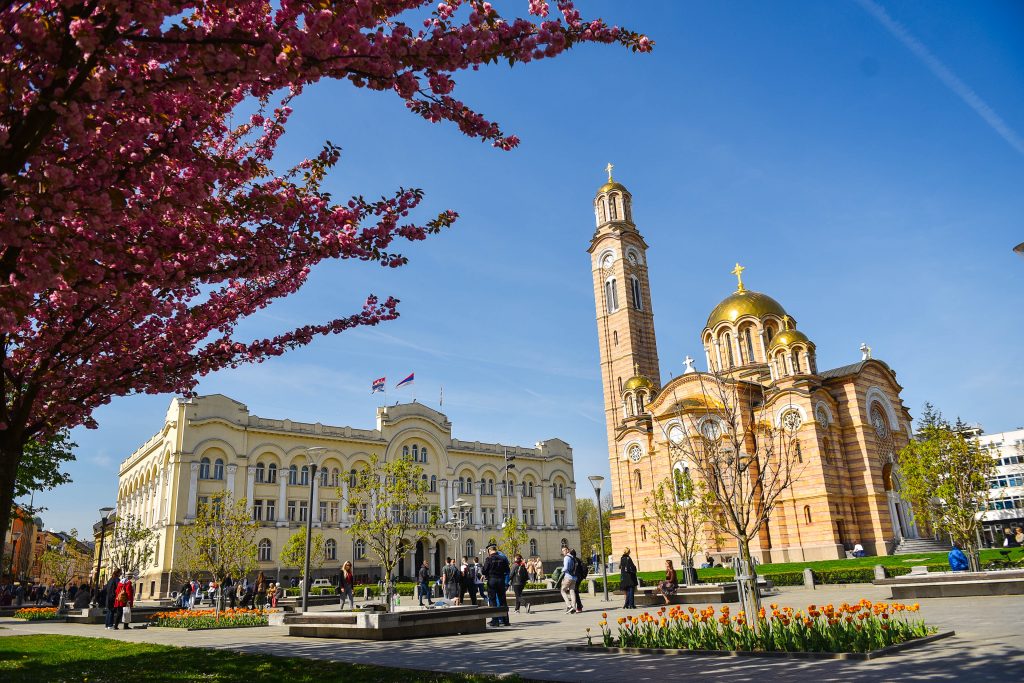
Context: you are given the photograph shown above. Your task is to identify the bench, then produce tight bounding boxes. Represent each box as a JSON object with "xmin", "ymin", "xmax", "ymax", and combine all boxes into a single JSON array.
[
  {"xmin": 874, "ymin": 569, "xmax": 1024, "ymax": 599},
  {"xmin": 287, "ymin": 605, "xmax": 509, "ymax": 640},
  {"xmin": 633, "ymin": 584, "xmax": 740, "ymax": 606}
]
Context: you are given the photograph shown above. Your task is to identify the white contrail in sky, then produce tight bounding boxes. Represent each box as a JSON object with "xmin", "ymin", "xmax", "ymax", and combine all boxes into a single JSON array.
[{"xmin": 856, "ymin": 0, "xmax": 1024, "ymax": 156}]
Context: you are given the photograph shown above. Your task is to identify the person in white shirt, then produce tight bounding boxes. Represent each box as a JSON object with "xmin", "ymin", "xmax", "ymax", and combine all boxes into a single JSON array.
[{"xmin": 559, "ymin": 546, "xmax": 578, "ymax": 614}]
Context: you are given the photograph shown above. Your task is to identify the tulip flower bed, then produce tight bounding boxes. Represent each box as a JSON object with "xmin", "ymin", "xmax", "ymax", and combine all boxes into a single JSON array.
[
  {"xmin": 13, "ymin": 608, "xmax": 62, "ymax": 621},
  {"xmin": 149, "ymin": 608, "xmax": 273, "ymax": 630},
  {"xmin": 588, "ymin": 600, "xmax": 940, "ymax": 656}
]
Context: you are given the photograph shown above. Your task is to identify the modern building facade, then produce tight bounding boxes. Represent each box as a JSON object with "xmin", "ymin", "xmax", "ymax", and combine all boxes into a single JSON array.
[
  {"xmin": 116, "ymin": 395, "xmax": 580, "ymax": 598},
  {"xmin": 588, "ymin": 170, "xmax": 918, "ymax": 570},
  {"xmin": 975, "ymin": 427, "xmax": 1024, "ymax": 546}
]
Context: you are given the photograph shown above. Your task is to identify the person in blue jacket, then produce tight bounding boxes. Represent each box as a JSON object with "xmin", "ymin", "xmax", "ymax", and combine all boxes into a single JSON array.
[{"xmin": 948, "ymin": 543, "xmax": 970, "ymax": 572}]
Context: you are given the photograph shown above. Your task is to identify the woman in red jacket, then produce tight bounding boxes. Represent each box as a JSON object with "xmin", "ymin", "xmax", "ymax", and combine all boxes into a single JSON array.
[{"xmin": 113, "ymin": 576, "xmax": 135, "ymax": 630}]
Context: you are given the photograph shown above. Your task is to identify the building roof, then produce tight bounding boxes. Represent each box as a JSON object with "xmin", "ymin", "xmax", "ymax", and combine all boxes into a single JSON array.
[{"xmin": 818, "ymin": 359, "xmax": 895, "ymax": 380}]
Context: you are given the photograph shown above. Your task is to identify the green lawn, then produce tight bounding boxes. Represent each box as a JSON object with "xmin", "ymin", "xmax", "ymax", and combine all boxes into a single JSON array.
[{"xmin": 0, "ymin": 635, "xmax": 517, "ymax": 683}]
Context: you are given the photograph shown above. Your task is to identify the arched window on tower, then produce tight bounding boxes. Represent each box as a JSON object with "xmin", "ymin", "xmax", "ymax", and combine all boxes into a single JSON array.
[
  {"xmin": 792, "ymin": 349, "xmax": 802, "ymax": 374},
  {"xmin": 640, "ymin": 524, "xmax": 647, "ymax": 542},
  {"xmin": 630, "ymin": 276, "xmax": 644, "ymax": 311},
  {"xmin": 617, "ymin": 377, "xmax": 623, "ymax": 394},
  {"xmin": 613, "ymin": 330, "xmax": 618, "ymax": 346},
  {"xmin": 597, "ymin": 201, "xmax": 606, "ymax": 225},
  {"xmin": 625, "ymin": 394, "xmax": 635, "ymax": 417},
  {"xmin": 605, "ymin": 278, "xmax": 619, "ymax": 313},
  {"xmin": 636, "ymin": 391, "xmax": 645, "ymax": 413},
  {"xmin": 609, "ymin": 193, "xmax": 618, "ymax": 220},
  {"xmin": 634, "ymin": 469, "xmax": 642, "ymax": 490},
  {"xmin": 804, "ymin": 505, "xmax": 813, "ymax": 525},
  {"xmin": 745, "ymin": 328, "xmax": 756, "ymax": 363},
  {"xmin": 765, "ymin": 324, "xmax": 776, "ymax": 344},
  {"xmin": 724, "ymin": 332, "xmax": 735, "ymax": 368}
]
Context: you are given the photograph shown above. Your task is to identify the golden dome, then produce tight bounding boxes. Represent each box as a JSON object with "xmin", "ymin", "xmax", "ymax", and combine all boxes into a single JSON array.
[
  {"xmin": 624, "ymin": 374, "xmax": 654, "ymax": 392},
  {"xmin": 597, "ymin": 181, "xmax": 629, "ymax": 196},
  {"xmin": 768, "ymin": 328, "xmax": 811, "ymax": 350},
  {"xmin": 705, "ymin": 290, "xmax": 787, "ymax": 329}
]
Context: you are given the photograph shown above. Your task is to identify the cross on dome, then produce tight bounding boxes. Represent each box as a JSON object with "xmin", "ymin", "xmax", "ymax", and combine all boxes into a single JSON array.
[
  {"xmin": 731, "ymin": 262, "xmax": 746, "ymax": 293},
  {"xmin": 605, "ymin": 162, "xmax": 614, "ymax": 182}
]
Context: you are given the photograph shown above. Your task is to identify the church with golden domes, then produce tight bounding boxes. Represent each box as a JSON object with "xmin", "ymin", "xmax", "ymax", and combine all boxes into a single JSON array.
[{"xmin": 588, "ymin": 167, "xmax": 919, "ymax": 569}]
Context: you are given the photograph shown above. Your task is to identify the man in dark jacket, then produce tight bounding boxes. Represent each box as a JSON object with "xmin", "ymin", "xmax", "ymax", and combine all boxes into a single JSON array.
[
  {"xmin": 103, "ymin": 568, "xmax": 122, "ymax": 630},
  {"xmin": 481, "ymin": 544, "xmax": 510, "ymax": 627},
  {"xmin": 417, "ymin": 561, "xmax": 433, "ymax": 606}
]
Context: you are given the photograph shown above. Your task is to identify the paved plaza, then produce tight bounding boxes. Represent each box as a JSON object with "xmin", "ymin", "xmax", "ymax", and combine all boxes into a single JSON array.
[{"xmin": 2, "ymin": 584, "xmax": 1022, "ymax": 682}]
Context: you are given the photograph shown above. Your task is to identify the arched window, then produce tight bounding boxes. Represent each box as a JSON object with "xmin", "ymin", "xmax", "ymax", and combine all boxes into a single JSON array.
[
  {"xmin": 609, "ymin": 193, "xmax": 618, "ymax": 219},
  {"xmin": 617, "ymin": 377, "xmax": 623, "ymax": 393},
  {"xmin": 319, "ymin": 467, "xmax": 328, "ymax": 486},
  {"xmin": 421, "ymin": 447, "xmax": 428, "ymax": 463},
  {"xmin": 745, "ymin": 328, "xmax": 755, "ymax": 363},
  {"xmin": 355, "ymin": 539, "xmax": 366, "ymax": 560},
  {"xmin": 267, "ymin": 463, "xmax": 277, "ymax": 484},
  {"xmin": 630, "ymin": 276, "xmax": 644, "ymax": 311},
  {"xmin": 255, "ymin": 463, "xmax": 266, "ymax": 483},
  {"xmin": 430, "ymin": 475, "xmax": 437, "ymax": 493},
  {"xmin": 258, "ymin": 539, "xmax": 272, "ymax": 562},
  {"xmin": 597, "ymin": 201, "xmax": 606, "ymax": 224},
  {"xmin": 626, "ymin": 394, "xmax": 635, "ymax": 417},
  {"xmin": 613, "ymin": 330, "xmax": 618, "ymax": 346},
  {"xmin": 724, "ymin": 332, "xmax": 735, "ymax": 368},
  {"xmin": 288, "ymin": 465, "xmax": 298, "ymax": 485},
  {"xmin": 795, "ymin": 442, "xmax": 804, "ymax": 463},
  {"xmin": 488, "ymin": 479, "xmax": 494, "ymax": 495},
  {"xmin": 331, "ymin": 468, "xmax": 340, "ymax": 487},
  {"xmin": 634, "ymin": 469, "xmax": 642, "ymax": 490},
  {"xmin": 640, "ymin": 524, "xmax": 647, "ymax": 542},
  {"xmin": 300, "ymin": 465, "xmax": 309, "ymax": 486},
  {"xmin": 466, "ymin": 539, "xmax": 475, "ymax": 557},
  {"xmin": 349, "ymin": 469, "xmax": 357, "ymax": 488},
  {"xmin": 529, "ymin": 539, "xmax": 538, "ymax": 556},
  {"xmin": 212, "ymin": 458, "xmax": 224, "ymax": 480},
  {"xmin": 527, "ymin": 482, "xmax": 534, "ymax": 497},
  {"xmin": 636, "ymin": 391, "xmax": 645, "ymax": 413},
  {"xmin": 792, "ymin": 349, "xmax": 802, "ymax": 374},
  {"xmin": 765, "ymin": 324, "xmax": 776, "ymax": 344},
  {"xmin": 804, "ymin": 505, "xmax": 813, "ymax": 525},
  {"xmin": 199, "ymin": 458, "xmax": 211, "ymax": 479},
  {"xmin": 325, "ymin": 539, "xmax": 337, "ymax": 561},
  {"xmin": 605, "ymin": 278, "xmax": 619, "ymax": 313}
]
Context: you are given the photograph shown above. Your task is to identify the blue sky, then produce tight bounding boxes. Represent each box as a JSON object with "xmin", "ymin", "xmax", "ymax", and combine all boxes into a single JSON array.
[{"xmin": 29, "ymin": 1, "xmax": 1024, "ymax": 532}]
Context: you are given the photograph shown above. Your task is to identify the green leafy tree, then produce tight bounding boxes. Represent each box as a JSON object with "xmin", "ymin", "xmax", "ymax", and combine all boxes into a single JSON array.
[
  {"xmin": 898, "ymin": 404, "xmax": 993, "ymax": 572},
  {"xmin": 344, "ymin": 454, "xmax": 433, "ymax": 610},
  {"xmin": 643, "ymin": 473, "xmax": 718, "ymax": 585},
  {"xmin": 279, "ymin": 529, "xmax": 326, "ymax": 575},
  {"xmin": 107, "ymin": 513, "xmax": 155, "ymax": 579},
  {"xmin": 175, "ymin": 492, "xmax": 258, "ymax": 617},
  {"xmin": 576, "ymin": 494, "xmax": 612, "ymax": 562},
  {"xmin": 499, "ymin": 515, "xmax": 528, "ymax": 560}
]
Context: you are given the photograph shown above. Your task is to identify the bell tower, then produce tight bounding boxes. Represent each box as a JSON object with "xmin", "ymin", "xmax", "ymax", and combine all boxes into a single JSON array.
[{"xmin": 588, "ymin": 165, "xmax": 662, "ymax": 481}]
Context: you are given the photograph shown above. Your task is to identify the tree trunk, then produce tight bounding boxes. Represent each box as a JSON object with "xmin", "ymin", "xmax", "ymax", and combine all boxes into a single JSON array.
[
  {"xmin": 737, "ymin": 538, "xmax": 762, "ymax": 632},
  {"xmin": 0, "ymin": 440, "xmax": 25, "ymax": 568}
]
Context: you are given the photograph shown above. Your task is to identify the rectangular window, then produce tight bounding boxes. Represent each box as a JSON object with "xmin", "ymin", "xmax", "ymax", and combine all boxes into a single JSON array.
[
  {"xmin": 299, "ymin": 501, "xmax": 308, "ymax": 522},
  {"xmin": 266, "ymin": 500, "xmax": 276, "ymax": 522},
  {"xmin": 319, "ymin": 501, "xmax": 328, "ymax": 522},
  {"xmin": 329, "ymin": 502, "xmax": 339, "ymax": 523},
  {"xmin": 528, "ymin": 509, "xmax": 535, "ymax": 525},
  {"xmin": 287, "ymin": 500, "xmax": 296, "ymax": 522},
  {"xmin": 198, "ymin": 496, "xmax": 209, "ymax": 510},
  {"xmin": 253, "ymin": 500, "xmax": 263, "ymax": 521}
]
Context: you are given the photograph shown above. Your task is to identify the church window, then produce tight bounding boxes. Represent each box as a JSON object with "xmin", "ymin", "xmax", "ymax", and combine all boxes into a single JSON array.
[
  {"xmin": 804, "ymin": 505, "xmax": 813, "ymax": 525},
  {"xmin": 617, "ymin": 377, "xmax": 623, "ymax": 394},
  {"xmin": 745, "ymin": 328, "xmax": 756, "ymax": 363},
  {"xmin": 782, "ymin": 410, "xmax": 802, "ymax": 433},
  {"xmin": 624, "ymin": 196, "xmax": 632, "ymax": 222},
  {"xmin": 597, "ymin": 202, "xmax": 606, "ymax": 224},
  {"xmin": 626, "ymin": 394, "xmax": 635, "ymax": 417},
  {"xmin": 795, "ymin": 442, "xmax": 804, "ymax": 463},
  {"xmin": 634, "ymin": 469, "xmax": 642, "ymax": 490},
  {"xmin": 640, "ymin": 524, "xmax": 647, "ymax": 542},
  {"xmin": 724, "ymin": 332, "xmax": 735, "ymax": 368},
  {"xmin": 630, "ymin": 276, "xmax": 644, "ymax": 311},
  {"xmin": 609, "ymin": 193, "xmax": 618, "ymax": 220},
  {"xmin": 792, "ymin": 349, "xmax": 802, "ymax": 374},
  {"xmin": 613, "ymin": 330, "xmax": 618, "ymax": 346},
  {"xmin": 765, "ymin": 324, "xmax": 776, "ymax": 344},
  {"xmin": 605, "ymin": 278, "xmax": 619, "ymax": 313},
  {"xmin": 637, "ymin": 391, "xmax": 645, "ymax": 413}
]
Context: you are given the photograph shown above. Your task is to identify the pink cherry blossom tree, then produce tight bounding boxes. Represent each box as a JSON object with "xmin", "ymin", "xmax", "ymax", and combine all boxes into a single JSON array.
[{"xmin": 0, "ymin": 2, "xmax": 649, "ymax": 538}]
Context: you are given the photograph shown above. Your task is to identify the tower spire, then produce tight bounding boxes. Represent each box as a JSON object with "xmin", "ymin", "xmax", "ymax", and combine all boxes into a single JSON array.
[{"xmin": 731, "ymin": 262, "xmax": 747, "ymax": 293}]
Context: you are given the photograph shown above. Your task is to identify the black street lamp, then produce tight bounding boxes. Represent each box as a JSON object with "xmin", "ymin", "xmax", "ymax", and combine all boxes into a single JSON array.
[
  {"xmin": 92, "ymin": 507, "xmax": 115, "ymax": 606},
  {"xmin": 587, "ymin": 475, "xmax": 610, "ymax": 603},
  {"xmin": 301, "ymin": 447, "xmax": 326, "ymax": 614}
]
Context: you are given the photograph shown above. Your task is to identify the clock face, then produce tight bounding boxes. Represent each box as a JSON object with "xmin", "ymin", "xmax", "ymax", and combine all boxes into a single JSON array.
[
  {"xmin": 628, "ymin": 445, "xmax": 643, "ymax": 463},
  {"xmin": 669, "ymin": 425, "xmax": 685, "ymax": 445}
]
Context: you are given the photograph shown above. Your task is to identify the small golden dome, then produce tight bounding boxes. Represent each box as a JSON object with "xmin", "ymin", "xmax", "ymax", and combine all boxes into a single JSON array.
[
  {"xmin": 768, "ymin": 328, "xmax": 811, "ymax": 350},
  {"xmin": 597, "ymin": 181, "xmax": 629, "ymax": 196},
  {"xmin": 706, "ymin": 290, "xmax": 787, "ymax": 329},
  {"xmin": 624, "ymin": 374, "xmax": 654, "ymax": 392}
]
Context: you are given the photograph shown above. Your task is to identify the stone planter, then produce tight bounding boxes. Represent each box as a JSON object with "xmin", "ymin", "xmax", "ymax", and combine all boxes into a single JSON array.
[{"xmin": 287, "ymin": 605, "xmax": 508, "ymax": 640}]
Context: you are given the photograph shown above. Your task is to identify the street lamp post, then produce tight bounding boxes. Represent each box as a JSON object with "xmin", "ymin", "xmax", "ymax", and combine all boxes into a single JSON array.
[
  {"xmin": 301, "ymin": 447, "xmax": 326, "ymax": 614},
  {"xmin": 7, "ymin": 531, "xmax": 22, "ymax": 582},
  {"xmin": 91, "ymin": 507, "xmax": 115, "ymax": 606},
  {"xmin": 444, "ymin": 498, "xmax": 472, "ymax": 541},
  {"xmin": 587, "ymin": 475, "xmax": 609, "ymax": 603}
]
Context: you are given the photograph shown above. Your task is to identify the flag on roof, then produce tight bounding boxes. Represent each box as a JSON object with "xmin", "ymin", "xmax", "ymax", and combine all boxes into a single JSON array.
[
  {"xmin": 396, "ymin": 373, "xmax": 414, "ymax": 389},
  {"xmin": 371, "ymin": 377, "xmax": 386, "ymax": 393}
]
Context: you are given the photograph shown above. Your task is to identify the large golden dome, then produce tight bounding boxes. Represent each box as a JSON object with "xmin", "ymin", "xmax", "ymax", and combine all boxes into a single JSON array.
[
  {"xmin": 623, "ymin": 374, "xmax": 654, "ymax": 392},
  {"xmin": 706, "ymin": 290, "xmax": 787, "ymax": 329},
  {"xmin": 768, "ymin": 328, "xmax": 810, "ymax": 350}
]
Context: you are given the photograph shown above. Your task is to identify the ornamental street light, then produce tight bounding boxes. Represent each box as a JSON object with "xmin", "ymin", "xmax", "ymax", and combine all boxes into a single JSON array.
[
  {"xmin": 444, "ymin": 498, "xmax": 472, "ymax": 541},
  {"xmin": 301, "ymin": 446, "xmax": 327, "ymax": 614},
  {"xmin": 587, "ymin": 474, "xmax": 610, "ymax": 603},
  {"xmin": 91, "ymin": 506, "xmax": 115, "ymax": 606}
]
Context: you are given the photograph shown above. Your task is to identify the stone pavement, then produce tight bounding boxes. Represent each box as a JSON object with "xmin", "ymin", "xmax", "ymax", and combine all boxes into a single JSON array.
[{"xmin": 2, "ymin": 584, "xmax": 1022, "ymax": 682}]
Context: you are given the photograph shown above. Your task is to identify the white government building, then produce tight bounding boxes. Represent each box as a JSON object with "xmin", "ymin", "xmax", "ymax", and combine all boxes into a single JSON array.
[
  {"xmin": 974, "ymin": 426, "xmax": 1024, "ymax": 546},
  {"xmin": 116, "ymin": 394, "xmax": 581, "ymax": 598}
]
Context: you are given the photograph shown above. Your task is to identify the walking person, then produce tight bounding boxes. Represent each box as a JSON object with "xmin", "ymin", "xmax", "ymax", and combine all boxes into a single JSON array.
[
  {"xmin": 459, "ymin": 556, "xmax": 471, "ymax": 606},
  {"xmin": 571, "ymin": 549, "xmax": 586, "ymax": 612},
  {"xmin": 254, "ymin": 571, "xmax": 268, "ymax": 609},
  {"xmin": 441, "ymin": 557, "xmax": 461, "ymax": 605},
  {"xmin": 340, "ymin": 561, "xmax": 356, "ymax": 609},
  {"xmin": 481, "ymin": 543, "xmax": 510, "ymax": 626},
  {"xmin": 464, "ymin": 557, "xmax": 479, "ymax": 606},
  {"xmin": 113, "ymin": 574, "xmax": 134, "ymax": 630},
  {"xmin": 619, "ymin": 547, "xmax": 638, "ymax": 609},
  {"xmin": 659, "ymin": 560, "xmax": 679, "ymax": 605},
  {"xmin": 474, "ymin": 556, "xmax": 486, "ymax": 605},
  {"xmin": 510, "ymin": 554, "xmax": 528, "ymax": 613},
  {"xmin": 559, "ymin": 546, "xmax": 579, "ymax": 614},
  {"xmin": 416, "ymin": 560, "xmax": 433, "ymax": 606},
  {"xmin": 526, "ymin": 557, "xmax": 537, "ymax": 583},
  {"xmin": 103, "ymin": 569, "xmax": 122, "ymax": 630}
]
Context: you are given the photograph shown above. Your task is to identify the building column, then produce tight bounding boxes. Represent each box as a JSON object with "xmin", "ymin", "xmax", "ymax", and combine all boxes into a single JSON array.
[
  {"xmin": 438, "ymin": 479, "xmax": 448, "ymax": 522},
  {"xmin": 428, "ymin": 543, "xmax": 436, "ymax": 576},
  {"xmin": 474, "ymin": 480, "xmax": 482, "ymax": 528},
  {"xmin": 157, "ymin": 466, "xmax": 168, "ymax": 525},
  {"xmin": 226, "ymin": 464, "xmax": 238, "ymax": 499},
  {"xmin": 341, "ymin": 479, "xmax": 351, "ymax": 525},
  {"xmin": 547, "ymin": 484, "xmax": 556, "ymax": 528},
  {"xmin": 312, "ymin": 474, "xmax": 322, "ymax": 528},
  {"xmin": 186, "ymin": 463, "xmax": 200, "ymax": 519},
  {"xmin": 516, "ymin": 483, "xmax": 524, "ymax": 523},
  {"xmin": 536, "ymin": 481, "xmax": 547, "ymax": 527},
  {"xmin": 276, "ymin": 475, "xmax": 288, "ymax": 527},
  {"xmin": 246, "ymin": 466, "xmax": 256, "ymax": 512},
  {"xmin": 495, "ymin": 482, "xmax": 503, "ymax": 524},
  {"xmin": 449, "ymin": 478, "xmax": 457, "ymax": 506},
  {"xmin": 567, "ymin": 487, "xmax": 577, "ymax": 527}
]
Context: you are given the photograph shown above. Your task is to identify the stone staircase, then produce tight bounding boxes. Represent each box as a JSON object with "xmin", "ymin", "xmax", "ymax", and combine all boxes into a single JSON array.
[{"xmin": 894, "ymin": 537, "xmax": 950, "ymax": 555}]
